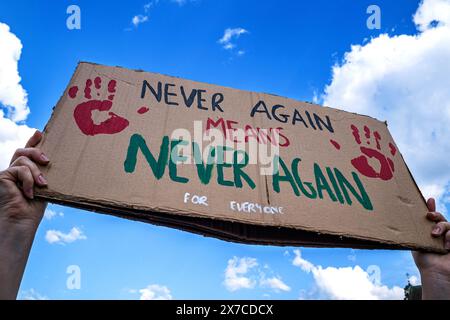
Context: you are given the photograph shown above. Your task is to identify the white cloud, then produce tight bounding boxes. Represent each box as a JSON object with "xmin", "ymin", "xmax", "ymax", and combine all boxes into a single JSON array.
[
  {"xmin": 0, "ymin": 112, "xmax": 35, "ymax": 170},
  {"xmin": 131, "ymin": 15, "xmax": 149, "ymax": 27},
  {"xmin": 0, "ymin": 23, "xmax": 36, "ymax": 170},
  {"xmin": 292, "ymin": 250, "xmax": 404, "ymax": 300},
  {"xmin": 292, "ymin": 250, "xmax": 314, "ymax": 272},
  {"xmin": 218, "ymin": 27, "xmax": 248, "ymax": 51},
  {"xmin": 224, "ymin": 257, "xmax": 290, "ymax": 294},
  {"xmin": 128, "ymin": 1, "xmax": 159, "ymax": 29},
  {"xmin": 224, "ymin": 43, "xmax": 235, "ymax": 50},
  {"xmin": 0, "ymin": 23, "xmax": 29, "ymax": 121},
  {"xmin": 127, "ymin": 1, "xmax": 195, "ymax": 30},
  {"xmin": 224, "ymin": 256, "xmax": 258, "ymax": 291},
  {"xmin": 260, "ymin": 276, "xmax": 291, "ymax": 292},
  {"xmin": 44, "ymin": 208, "xmax": 64, "ymax": 220},
  {"xmin": 144, "ymin": 1, "xmax": 159, "ymax": 12},
  {"xmin": 139, "ymin": 284, "xmax": 173, "ymax": 300},
  {"xmin": 414, "ymin": 0, "xmax": 450, "ymax": 31},
  {"xmin": 408, "ymin": 275, "xmax": 420, "ymax": 286},
  {"xmin": 45, "ymin": 227, "xmax": 86, "ymax": 244},
  {"xmin": 18, "ymin": 289, "xmax": 48, "ymax": 300},
  {"xmin": 144, "ymin": 3, "xmax": 152, "ymax": 12},
  {"xmin": 320, "ymin": 0, "xmax": 450, "ymax": 210}
]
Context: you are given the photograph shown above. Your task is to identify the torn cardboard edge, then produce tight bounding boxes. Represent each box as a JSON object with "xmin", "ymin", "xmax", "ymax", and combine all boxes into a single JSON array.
[{"xmin": 35, "ymin": 191, "xmax": 446, "ymax": 253}]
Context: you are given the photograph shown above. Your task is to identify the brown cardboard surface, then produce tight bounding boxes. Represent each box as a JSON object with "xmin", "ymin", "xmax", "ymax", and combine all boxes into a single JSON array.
[{"xmin": 35, "ymin": 62, "xmax": 445, "ymax": 252}]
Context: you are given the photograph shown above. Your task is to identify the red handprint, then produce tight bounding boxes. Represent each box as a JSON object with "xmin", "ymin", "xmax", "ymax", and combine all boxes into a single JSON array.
[
  {"xmin": 68, "ymin": 77, "xmax": 129, "ymax": 136},
  {"xmin": 330, "ymin": 125, "xmax": 397, "ymax": 181}
]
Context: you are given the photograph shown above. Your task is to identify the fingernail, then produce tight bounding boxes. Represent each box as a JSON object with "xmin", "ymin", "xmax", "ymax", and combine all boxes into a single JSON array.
[
  {"xmin": 38, "ymin": 174, "xmax": 47, "ymax": 185},
  {"xmin": 445, "ymin": 241, "xmax": 450, "ymax": 250},
  {"xmin": 432, "ymin": 226, "xmax": 441, "ymax": 235},
  {"xmin": 27, "ymin": 188, "xmax": 34, "ymax": 199},
  {"xmin": 40, "ymin": 153, "xmax": 49, "ymax": 162}
]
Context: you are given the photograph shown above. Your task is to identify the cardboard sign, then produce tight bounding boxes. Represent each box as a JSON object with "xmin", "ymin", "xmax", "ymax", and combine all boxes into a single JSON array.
[{"xmin": 36, "ymin": 62, "xmax": 444, "ymax": 252}]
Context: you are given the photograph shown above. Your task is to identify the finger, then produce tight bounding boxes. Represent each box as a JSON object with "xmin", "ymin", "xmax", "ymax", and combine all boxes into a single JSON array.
[
  {"xmin": 10, "ymin": 147, "xmax": 49, "ymax": 165},
  {"xmin": 426, "ymin": 211, "xmax": 447, "ymax": 223},
  {"xmin": 10, "ymin": 156, "xmax": 47, "ymax": 186},
  {"xmin": 25, "ymin": 130, "xmax": 43, "ymax": 148},
  {"xmin": 426, "ymin": 198, "xmax": 436, "ymax": 212},
  {"xmin": 431, "ymin": 221, "xmax": 450, "ymax": 237},
  {"xmin": 7, "ymin": 166, "xmax": 35, "ymax": 199},
  {"xmin": 445, "ymin": 231, "xmax": 450, "ymax": 250}
]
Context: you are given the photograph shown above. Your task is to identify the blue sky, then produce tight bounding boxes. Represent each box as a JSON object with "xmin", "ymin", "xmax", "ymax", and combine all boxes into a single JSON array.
[{"xmin": 1, "ymin": 0, "xmax": 449, "ymax": 299}]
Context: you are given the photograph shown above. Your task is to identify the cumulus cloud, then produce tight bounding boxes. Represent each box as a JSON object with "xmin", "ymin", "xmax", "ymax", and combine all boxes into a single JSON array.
[
  {"xmin": 0, "ymin": 113, "xmax": 35, "ymax": 170},
  {"xmin": 224, "ymin": 256, "xmax": 290, "ymax": 293},
  {"xmin": 320, "ymin": 0, "xmax": 450, "ymax": 209},
  {"xmin": 129, "ymin": 1, "xmax": 193, "ymax": 29},
  {"xmin": 128, "ymin": 1, "xmax": 159, "ymax": 29},
  {"xmin": 139, "ymin": 284, "xmax": 173, "ymax": 300},
  {"xmin": 44, "ymin": 208, "xmax": 64, "ymax": 220},
  {"xmin": 414, "ymin": 0, "xmax": 450, "ymax": 31},
  {"xmin": 0, "ymin": 23, "xmax": 36, "ymax": 170},
  {"xmin": 131, "ymin": 15, "xmax": 149, "ymax": 27},
  {"xmin": 292, "ymin": 250, "xmax": 314, "ymax": 272},
  {"xmin": 259, "ymin": 276, "xmax": 291, "ymax": 292},
  {"xmin": 218, "ymin": 28, "xmax": 248, "ymax": 52},
  {"xmin": 0, "ymin": 23, "xmax": 29, "ymax": 121},
  {"xmin": 408, "ymin": 275, "xmax": 420, "ymax": 286},
  {"xmin": 292, "ymin": 250, "xmax": 404, "ymax": 300},
  {"xmin": 144, "ymin": 1, "xmax": 157, "ymax": 12},
  {"xmin": 224, "ymin": 256, "xmax": 258, "ymax": 291},
  {"xmin": 45, "ymin": 227, "xmax": 87, "ymax": 244}
]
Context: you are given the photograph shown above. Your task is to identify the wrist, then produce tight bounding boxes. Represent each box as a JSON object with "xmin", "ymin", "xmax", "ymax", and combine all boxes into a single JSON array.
[
  {"xmin": 0, "ymin": 204, "xmax": 42, "ymax": 234},
  {"xmin": 0, "ymin": 217, "xmax": 39, "ymax": 244},
  {"xmin": 419, "ymin": 259, "xmax": 450, "ymax": 279},
  {"xmin": 420, "ymin": 269, "xmax": 450, "ymax": 300},
  {"xmin": 0, "ymin": 218, "xmax": 38, "ymax": 300}
]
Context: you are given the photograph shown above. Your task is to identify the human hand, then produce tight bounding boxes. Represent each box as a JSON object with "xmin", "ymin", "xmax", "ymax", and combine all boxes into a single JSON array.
[
  {"xmin": 412, "ymin": 198, "xmax": 450, "ymax": 299},
  {"xmin": 0, "ymin": 130, "xmax": 50, "ymax": 299},
  {"xmin": 0, "ymin": 130, "xmax": 49, "ymax": 230}
]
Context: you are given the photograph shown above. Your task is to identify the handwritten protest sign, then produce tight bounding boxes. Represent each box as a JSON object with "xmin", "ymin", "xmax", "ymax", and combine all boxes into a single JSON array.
[{"xmin": 36, "ymin": 62, "xmax": 444, "ymax": 252}]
